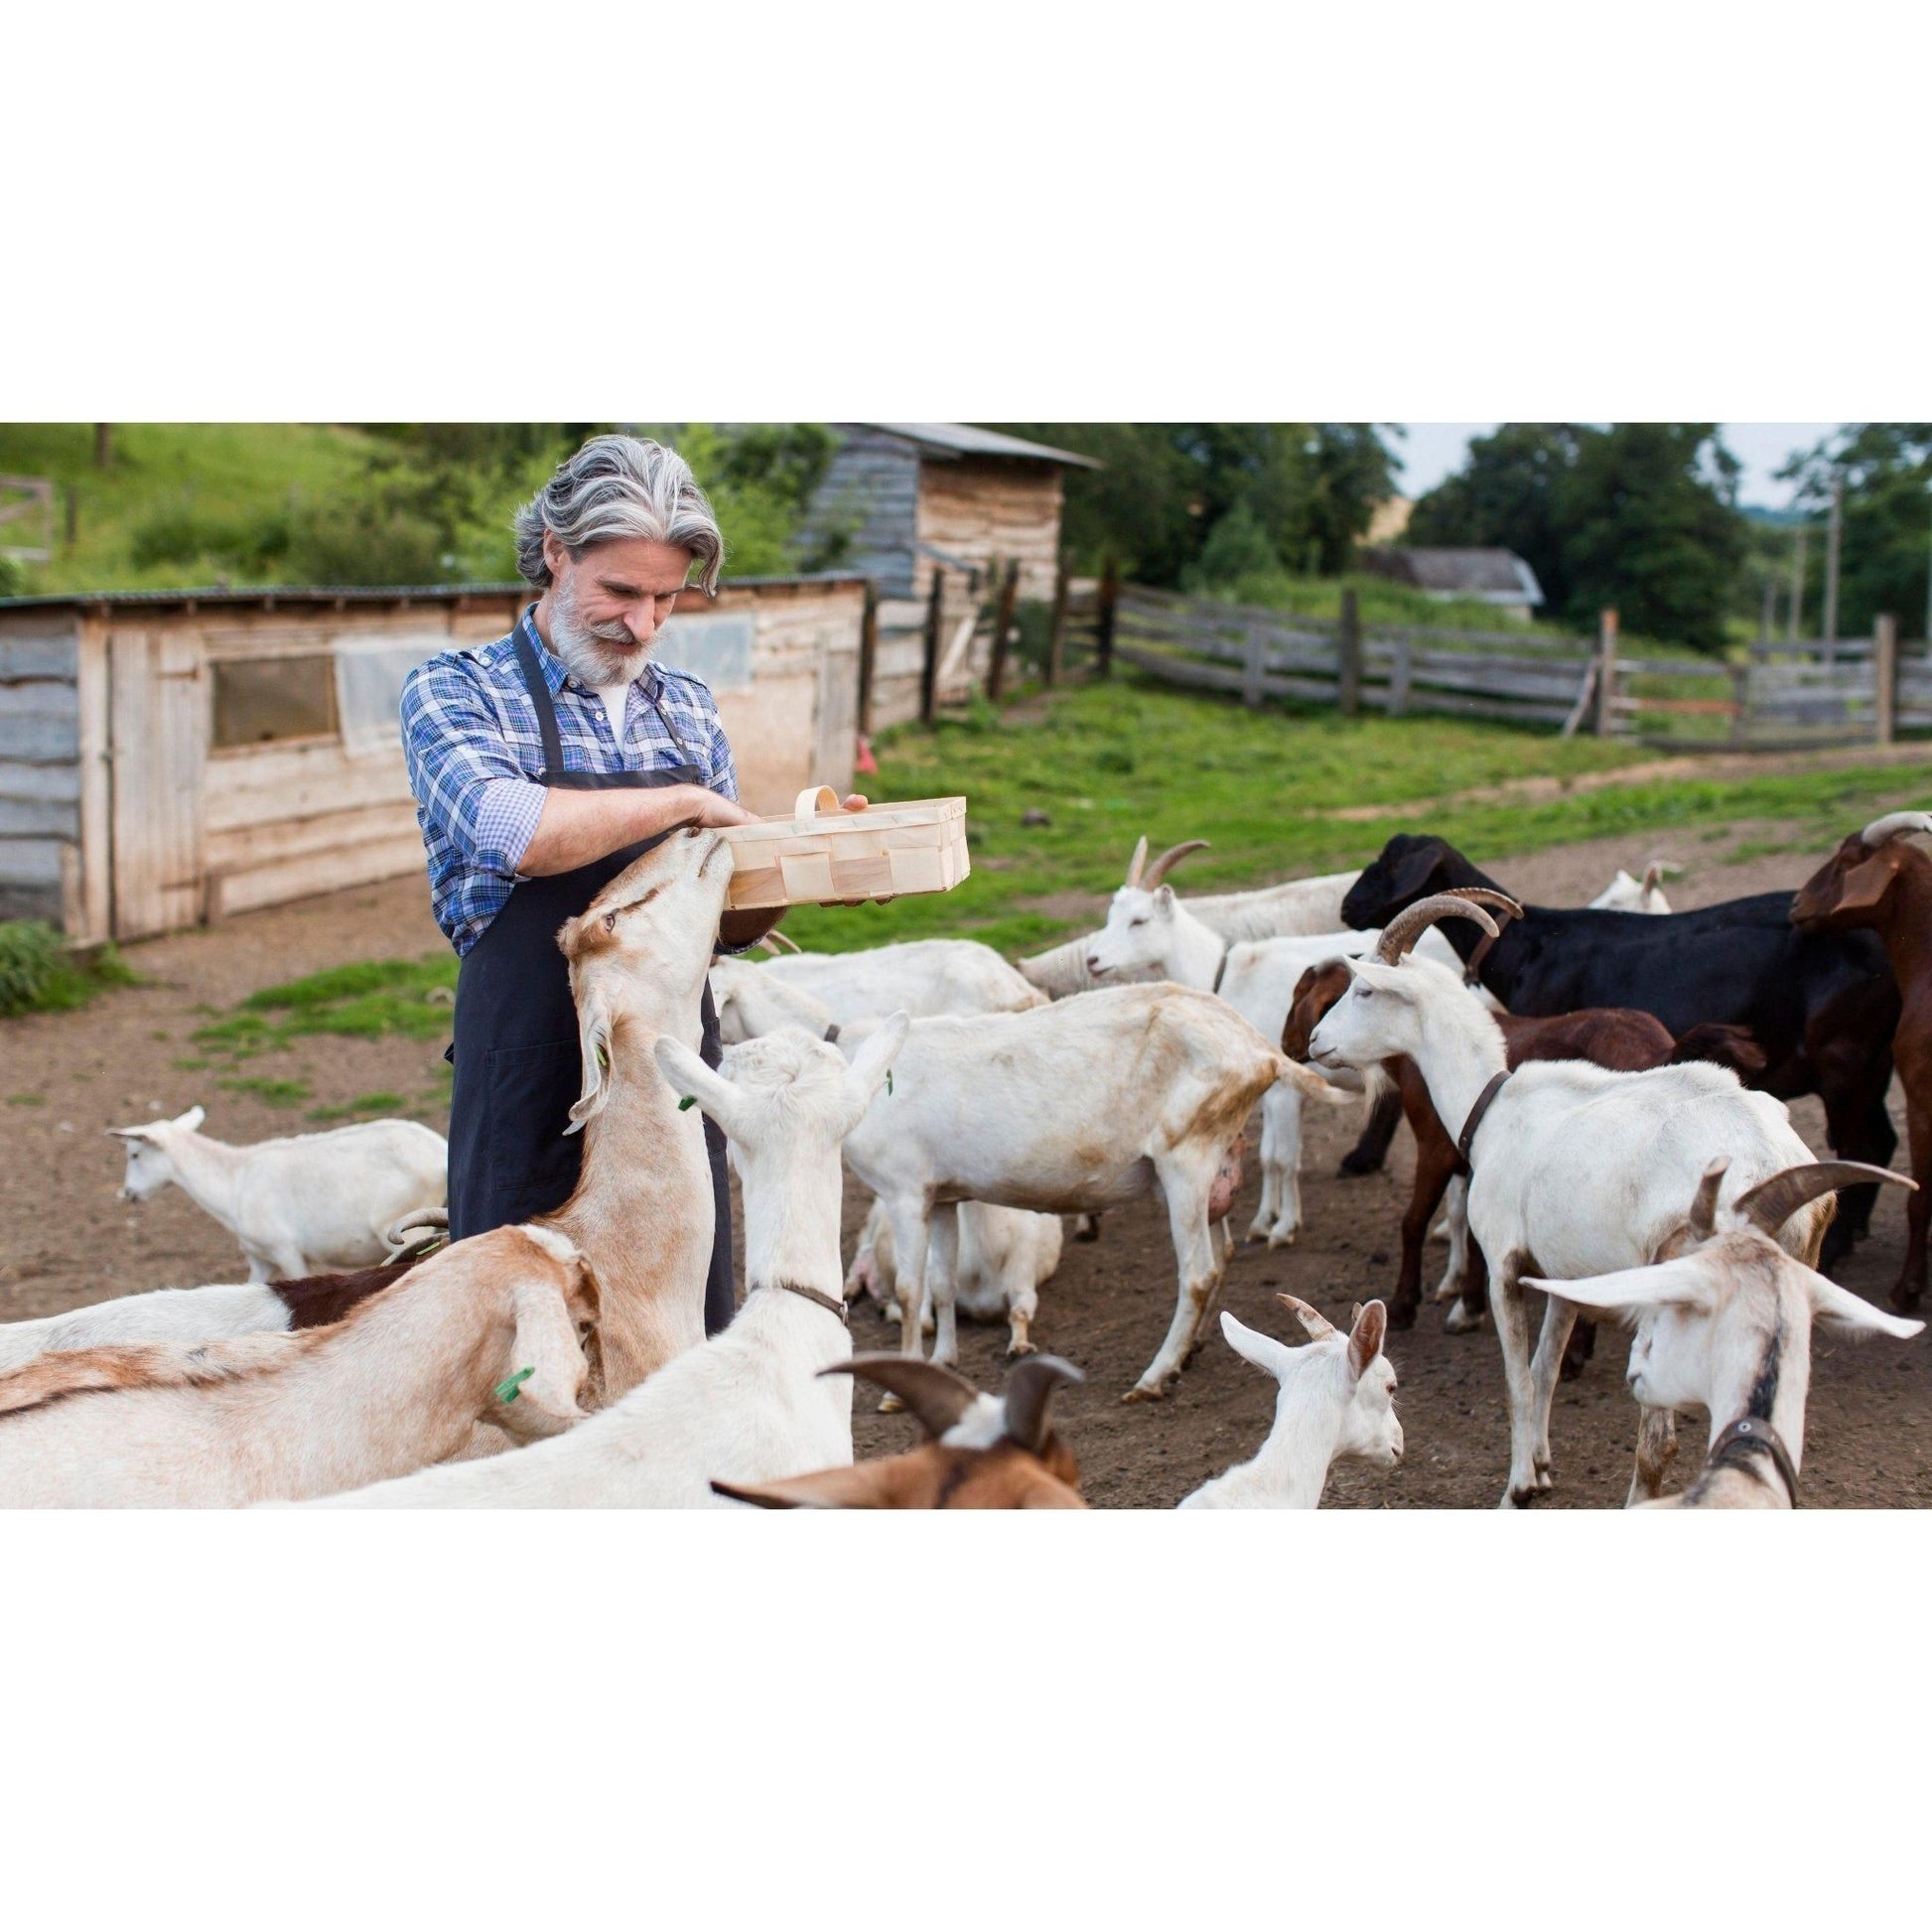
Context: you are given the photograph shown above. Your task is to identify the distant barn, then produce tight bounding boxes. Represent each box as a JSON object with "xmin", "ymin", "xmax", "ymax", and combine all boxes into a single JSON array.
[
  {"xmin": 793, "ymin": 424, "xmax": 1098, "ymax": 727},
  {"xmin": 1360, "ymin": 546, "xmax": 1545, "ymax": 619}
]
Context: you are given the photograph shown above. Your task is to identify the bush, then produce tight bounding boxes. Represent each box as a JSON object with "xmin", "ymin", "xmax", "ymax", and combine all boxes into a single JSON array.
[
  {"xmin": 1182, "ymin": 500, "xmax": 1285, "ymax": 591},
  {"xmin": 130, "ymin": 503, "xmax": 290, "ymax": 573},
  {"xmin": 282, "ymin": 496, "xmax": 448, "ymax": 585},
  {"xmin": 0, "ymin": 553, "xmax": 22, "ymax": 598},
  {"xmin": 0, "ymin": 921, "xmax": 135, "ymax": 1018}
]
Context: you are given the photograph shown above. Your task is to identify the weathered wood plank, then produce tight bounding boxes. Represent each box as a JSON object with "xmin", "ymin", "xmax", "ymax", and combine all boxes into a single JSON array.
[
  {"xmin": 206, "ymin": 798, "xmax": 426, "ymax": 876},
  {"xmin": 0, "ymin": 759, "xmax": 80, "ymax": 803},
  {"xmin": 0, "ymin": 714, "xmax": 77, "ymax": 761},
  {"xmin": 0, "ymin": 796, "xmax": 79, "ymax": 838},
  {"xmin": 211, "ymin": 832, "xmax": 430, "ymax": 918},
  {"xmin": 0, "ymin": 634, "xmax": 78, "ymax": 682},
  {"xmin": 0, "ymin": 835, "xmax": 66, "ymax": 887},
  {"xmin": 0, "ymin": 680, "xmax": 80, "ymax": 719}
]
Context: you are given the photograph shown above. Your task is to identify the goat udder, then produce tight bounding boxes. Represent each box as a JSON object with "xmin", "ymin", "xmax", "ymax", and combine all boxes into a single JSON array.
[{"xmin": 1207, "ymin": 1143, "xmax": 1245, "ymax": 1220}]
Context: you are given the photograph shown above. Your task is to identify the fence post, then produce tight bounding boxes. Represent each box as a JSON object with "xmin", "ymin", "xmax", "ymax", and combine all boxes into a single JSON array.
[
  {"xmin": 1242, "ymin": 620, "xmax": 1266, "ymax": 708},
  {"xmin": 985, "ymin": 559, "xmax": 1022, "ymax": 703},
  {"xmin": 1729, "ymin": 661, "xmax": 1749, "ymax": 748},
  {"xmin": 1389, "ymin": 634, "xmax": 1413, "ymax": 718},
  {"xmin": 1875, "ymin": 614, "xmax": 1898, "ymax": 746},
  {"xmin": 919, "ymin": 566, "xmax": 944, "ymax": 726},
  {"xmin": 1096, "ymin": 556, "xmax": 1119, "ymax": 678},
  {"xmin": 1337, "ymin": 589, "xmax": 1362, "ymax": 719},
  {"xmin": 1594, "ymin": 608, "xmax": 1619, "ymax": 737},
  {"xmin": 1043, "ymin": 558, "xmax": 1069, "ymax": 687},
  {"xmin": 856, "ymin": 580, "xmax": 878, "ymax": 736}
]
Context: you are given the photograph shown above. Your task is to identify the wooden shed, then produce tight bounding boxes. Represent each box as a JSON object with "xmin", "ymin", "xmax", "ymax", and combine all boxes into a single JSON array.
[
  {"xmin": 0, "ymin": 574, "xmax": 866, "ymax": 943},
  {"xmin": 795, "ymin": 424, "xmax": 1098, "ymax": 729}
]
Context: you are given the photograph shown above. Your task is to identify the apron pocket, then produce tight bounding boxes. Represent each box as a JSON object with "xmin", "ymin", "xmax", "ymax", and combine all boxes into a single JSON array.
[{"xmin": 484, "ymin": 1036, "xmax": 585, "ymax": 1225}]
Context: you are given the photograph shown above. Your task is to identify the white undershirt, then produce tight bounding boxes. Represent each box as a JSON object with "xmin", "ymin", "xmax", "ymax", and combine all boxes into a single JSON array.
[{"xmin": 591, "ymin": 678, "xmax": 633, "ymax": 748}]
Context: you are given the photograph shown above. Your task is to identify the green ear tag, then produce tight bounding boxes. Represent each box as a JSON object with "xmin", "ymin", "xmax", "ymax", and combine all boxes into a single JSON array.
[
  {"xmin": 886, "ymin": 1070, "xmax": 894, "ymax": 1095},
  {"xmin": 678, "ymin": 1094, "xmax": 697, "ymax": 1111},
  {"xmin": 495, "ymin": 1366, "xmax": 535, "ymax": 1404}
]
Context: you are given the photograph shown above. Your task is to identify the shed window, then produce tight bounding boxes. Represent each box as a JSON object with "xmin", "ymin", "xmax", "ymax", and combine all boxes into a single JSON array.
[{"xmin": 211, "ymin": 655, "xmax": 340, "ymax": 749}]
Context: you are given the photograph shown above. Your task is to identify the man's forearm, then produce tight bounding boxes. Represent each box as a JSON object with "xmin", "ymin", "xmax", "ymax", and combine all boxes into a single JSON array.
[{"xmin": 517, "ymin": 784, "xmax": 733, "ymax": 876}]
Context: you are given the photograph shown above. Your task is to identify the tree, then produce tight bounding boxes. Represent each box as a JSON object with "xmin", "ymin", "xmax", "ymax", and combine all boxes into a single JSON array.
[
  {"xmin": 1405, "ymin": 423, "xmax": 1582, "ymax": 616},
  {"xmin": 1781, "ymin": 425, "xmax": 1932, "ymax": 639}
]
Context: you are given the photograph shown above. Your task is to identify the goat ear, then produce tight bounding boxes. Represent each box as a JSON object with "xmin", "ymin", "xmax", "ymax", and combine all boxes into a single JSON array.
[
  {"xmin": 1388, "ymin": 839, "xmax": 1448, "ymax": 901},
  {"xmin": 843, "ymin": 1011, "xmax": 910, "ymax": 1118},
  {"xmin": 1826, "ymin": 852, "xmax": 1898, "ymax": 918},
  {"xmin": 498, "ymin": 1281, "xmax": 591, "ymax": 1433},
  {"xmin": 174, "ymin": 1105, "xmax": 206, "ymax": 1133},
  {"xmin": 1347, "ymin": 1300, "xmax": 1389, "ymax": 1379},
  {"xmin": 712, "ymin": 1459, "xmax": 908, "ymax": 1509},
  {"xmin": 1802, "ymin": 1272, "xmax": 1927, "ymax": 1342},
  {"xmin": 565, "ymin": 993, "xmax": 615, "ymax": 1133},
  {"xmin": 106, "ymin": 1126, "xmax": 155, "ymax": 1143},
  {"xmin": 1153, "ymin": 884, "xmax": 1176, "ymax": 911},
  {"xmin": 1220, "ymin": 1310, "xmax": 1297, "ymax": 1378},
  {"xmin": 651, "ymin": 1035, "xmax": 745, "ymax": 1136},
  {"xmin": 1277, "ymin": 1293, "xmax": 1338, "ymax": 1341},
  {"xmin": 1522, "ymin": 1256, "xmax": 1718, "ymax": 1318}
]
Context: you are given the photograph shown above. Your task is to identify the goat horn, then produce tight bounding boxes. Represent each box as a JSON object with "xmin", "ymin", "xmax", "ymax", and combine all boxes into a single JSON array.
[
  {"xmin": 758, "ymin": 929, "xmax": 804, "ymax": 955},
  {"xmin": 1278, "ymin": 1293, "xmax": 1336, "ymax": 1340},
  {"xmin": 827, "ymin": 1353, "xmax": 981, "ymax": 1438},
  {"xmin": 1142, "ymin": 840, "xmax": 1211, "ymax": 890},
  {"xmin": 1124, "ymin": 836, "xmax": 1150, "ymax": 889},
  {"xmin": 1001, "ymin": 1355, "xmax": 1084, "ymax": 1453},
  {"xmin": 1374, "ymin": 892, "xmax": 1503, "ymax": 965},
  {"xmin": 1860, "ymin": 811, "xmax": 1932, "ymax": 849},
  {"xmin": 1732, "ymin": 1162, "xmax": 1917, "ymax": 1237},
  {"xmin": 1685, "ymin": 1158, "xmax": 1729, "ymax": 1242}
]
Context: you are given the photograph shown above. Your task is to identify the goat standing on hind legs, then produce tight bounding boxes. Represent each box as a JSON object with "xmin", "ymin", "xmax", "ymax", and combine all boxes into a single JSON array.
[{"xmin": 1792, "ymin": 811, "xmax": 1932, "ymax": 1311}]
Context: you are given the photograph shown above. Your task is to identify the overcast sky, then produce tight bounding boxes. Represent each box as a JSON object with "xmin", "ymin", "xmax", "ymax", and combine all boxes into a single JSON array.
[{"xmin": 1395, "ymin": 423, "xmax": 1846, "ymax": 509}]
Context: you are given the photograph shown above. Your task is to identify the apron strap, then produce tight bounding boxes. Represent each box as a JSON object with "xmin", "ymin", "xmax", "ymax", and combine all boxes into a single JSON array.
[
  {"xmin": 512, "ymin": 623, "xmax": 567, "ymax": 781},
  {"xmin": 643, "ymin": 671, "xmax": 700, "ymax": 769}
]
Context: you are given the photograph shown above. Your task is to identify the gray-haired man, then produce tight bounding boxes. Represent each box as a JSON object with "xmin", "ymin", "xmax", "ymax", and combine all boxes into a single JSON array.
[{"xmin": 400, "ymin": 432, "xmax": 861, "ymax": 1331}]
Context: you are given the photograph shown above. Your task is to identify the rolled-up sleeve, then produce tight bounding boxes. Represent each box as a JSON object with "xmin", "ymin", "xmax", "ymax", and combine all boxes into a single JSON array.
[{"xmin": 400, "ymin": 659, "xmax": 547, "ymax": 878}]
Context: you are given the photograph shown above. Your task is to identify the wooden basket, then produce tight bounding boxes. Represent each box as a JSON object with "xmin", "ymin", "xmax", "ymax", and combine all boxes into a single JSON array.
[{"xmin": 720, "ymin": 787, "xmax": 970, "ymax": 910}]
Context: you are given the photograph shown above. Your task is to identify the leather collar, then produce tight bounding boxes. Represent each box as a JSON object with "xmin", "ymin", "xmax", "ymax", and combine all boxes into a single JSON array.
[
  {"xmin": 1706, "ymin": 1415, "xmax": 1799, "ymax": 1505},
  {"xmin": 768, "ymin": 1280, "xmax": 849, "ymax": 1324},
  {"xmin": 1210, "ymin": 939, "xmax": 1230, "ymax": 996},
  {"xmin": 1455, "ymin": 1069, "xmax": 1511, "ymax": 1174}
]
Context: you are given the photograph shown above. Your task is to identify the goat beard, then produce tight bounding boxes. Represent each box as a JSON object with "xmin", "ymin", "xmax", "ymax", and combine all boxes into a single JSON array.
[{"xmin": 549, "ymin": 571, "xmax": 650, "ymax": 688}]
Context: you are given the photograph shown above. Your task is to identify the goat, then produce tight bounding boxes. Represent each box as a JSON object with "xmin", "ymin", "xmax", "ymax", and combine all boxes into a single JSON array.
[
  {"xmin": 713, "ymin": 1353, "xmax": 1086, "ymax": 1508},
  {"xmin": 1340, "ymin": 833, "xmax": 1900, "ymax": 1272},
  {"xmin": 835, "ymin": 983, "xmax": 1332, "ymax": 1400},
  {"xmin": 1285, "ymin": 959, "xmax": 1767, "ymax": 1332},
  {"xmin": 758, "ymin": 936, "xmax": 1046, "ymax": 1022},
  {"xmin": 1178, "ymin": 1298, "xmax": 1402, "ymax": 1508},
  {"xmin": 0, "ymin": 1226, "xmax": 598, "ymax": 1506},
  {"xmin": 1588, "ymin": 860, "xmax": 1680, "ymax": 913},
  {"xmin": 1791, "ymin": 810, "xmax": 1932, "ymax": 1310},
  {"xmin": 708, "ymin": 954, "xmax": 841, "ymax": 1045},
  {"xmin": 1016, "ymin": 837, "xmax": 1360, "ymax": 998},
  {"xmin": 107, "ymin": 1107, "xmax": 447, "ymax": 1282},
  {"xmin": 1532, "ymin": 1158, "xmax": 1922, "ymax": 1507},
  {"xmin": 1308, "ymin": 892, "xmax": 1838, "ymax": 1507},
  {"xmin": 846, "ymin": 1197, "xmax": 1063, "ymax": 1357},
  {"xmin": 309, "ymin": 1018, "xmax": 907, "ymax": 1507}
]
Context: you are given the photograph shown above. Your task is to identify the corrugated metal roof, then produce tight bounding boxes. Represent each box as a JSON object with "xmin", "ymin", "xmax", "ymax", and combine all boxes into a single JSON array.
[
  {"xmin": 1361, "ymin": 547, "xmax": 1544, "ymax": 603},
  {"xmin": 854, "ymin": 424, "xmax": 1101, "ymax": 469},
  {"xmin": 0, "ymin": 571, "xmax": 873, "ymax": 615}
]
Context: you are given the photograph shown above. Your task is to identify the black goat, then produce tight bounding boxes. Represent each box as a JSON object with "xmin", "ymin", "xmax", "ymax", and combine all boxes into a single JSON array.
[{"xmin": 1341, "ymin": 834, "xmax": 1899, "ymax": 1271}]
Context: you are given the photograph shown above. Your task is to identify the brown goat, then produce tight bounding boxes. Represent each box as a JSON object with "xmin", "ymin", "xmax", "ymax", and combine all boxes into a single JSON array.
[
  {"xmin": 713, "ymin": 1353, "xmax": 1087, "ymax": 1508},
  {"xmin": 1283, "ymin": 962, "xmax": 1767, "ymax": 1332},
  {"xmin": 1791, "ymin": 810, "xmax": 1932, "ymax": 1310}
]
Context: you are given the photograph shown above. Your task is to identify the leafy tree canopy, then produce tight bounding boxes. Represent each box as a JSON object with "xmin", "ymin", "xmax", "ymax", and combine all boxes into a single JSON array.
[{"xmin": 1780, "ymin": 425, "xmax": 1932, "ymax": 640}]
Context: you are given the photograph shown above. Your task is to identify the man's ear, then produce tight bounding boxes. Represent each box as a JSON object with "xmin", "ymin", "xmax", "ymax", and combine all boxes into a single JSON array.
[
  {"xmin": 651, "ymin": 1035, "xmax": 747, "ymax": 1138},
  {"xmin": 541, "ymin": 528, "xmax": 570, "ymax": 581}
]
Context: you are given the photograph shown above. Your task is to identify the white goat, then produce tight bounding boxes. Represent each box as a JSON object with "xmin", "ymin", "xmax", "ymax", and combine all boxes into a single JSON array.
[
  {"xmin": 108, "ymin": 1107, "xmax": 447, "ymax": 1281},
  {"xmin": 1587, "ymin": 860, "xmax": 1680, "ymax": 913},
  {"xmin": 1018, "ymin": 838, "xmax": 1363, "ymax": 998},
  {"xmin": 836, "ymin": 983, "xmax": 1331, "ymax": 1400},
  {"xmin": 759, "ymin": 936, "xmax": 1046, "ymax": 1022},
  {"xmin": 1534, "ymin": 1158, "xmax": 1922, "ymax": 1507},
  {"xmin": 846, "ymin": 1196, "xmax": 1063, "ymax": 1356},
  {"xmin": 310, "ymin": 1017, "xmax": 907, "ymax": 1508},
  {"xmin": 0, "ymin": 1225, "xmax": 598, "ymax": 1507},
  {"xmin": 0, "ymin": 1279, "xmax": 310, "ymax": 1373},
  {"xmin": 709, "ymin": 955, "xmax": 841, "ymax": 1044},
  {"xmin": 1307, "ymin": 892, "xmax": 1833, "ymax": 1508},
  {"xmin": 1179, "ymin": 1297, "xmax": 1403, "ymax": 1508}
]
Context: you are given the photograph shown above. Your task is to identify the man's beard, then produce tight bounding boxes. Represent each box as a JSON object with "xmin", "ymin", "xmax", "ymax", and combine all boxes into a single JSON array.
[{"xmin": 550, "ymin": 572, "xmax": 648, "ymax": 687}]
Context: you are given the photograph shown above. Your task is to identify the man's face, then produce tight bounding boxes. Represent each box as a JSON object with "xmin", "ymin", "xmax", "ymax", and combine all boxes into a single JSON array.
[{"xmin": 544, "ymin": 531, "xmax": 697, "ymax": 685}]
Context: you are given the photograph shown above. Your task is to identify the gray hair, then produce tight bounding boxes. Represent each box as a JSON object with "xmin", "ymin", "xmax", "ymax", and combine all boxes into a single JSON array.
[{"xmin": 513, "ymin": 434, "xmax": 725, "ymax": 592}]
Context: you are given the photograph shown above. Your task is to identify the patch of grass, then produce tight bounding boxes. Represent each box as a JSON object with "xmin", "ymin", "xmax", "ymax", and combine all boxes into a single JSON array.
[
  {"xmin": 172, "ymin": 1055, "xmax": 210, "ymax": 1071},
  {"xmin": 218, "ymin": 1076, "xmax": 312, "ymax": 1108},
  {"xmin": 0, "ymin": 921, "xmax": 137, "ymax": 1019},
  {"xmin": 7, "ymin": 1092, "xmax": 45, "ymax": 1106},
  {"xmin": 195, "ymin": 954, "xmax": 458, "ymax": 1058},
  {"xmin": 307, "ymin": 1090, "xmax": 409, "ymax": 1124}
]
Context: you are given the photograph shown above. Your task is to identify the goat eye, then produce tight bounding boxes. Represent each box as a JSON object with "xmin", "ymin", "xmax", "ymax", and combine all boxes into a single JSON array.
[{"xmin": 603, "ymin": 910, "xmax": 619, "ymax": 933}]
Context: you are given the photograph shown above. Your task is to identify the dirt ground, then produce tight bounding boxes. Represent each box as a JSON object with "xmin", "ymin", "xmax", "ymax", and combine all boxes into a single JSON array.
[{"xmin": 3, "ymin": 821, "xmax": 1927, "ymax": 1507}]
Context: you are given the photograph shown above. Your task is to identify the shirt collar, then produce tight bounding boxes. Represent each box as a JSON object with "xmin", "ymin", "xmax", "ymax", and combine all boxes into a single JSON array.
[{"xmin": 519, "ymin": 603, "xmax": 660, "ymax": 704}]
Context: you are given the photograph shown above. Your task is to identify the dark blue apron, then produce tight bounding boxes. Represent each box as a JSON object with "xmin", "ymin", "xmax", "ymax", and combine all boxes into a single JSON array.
[{"xmin": 444, "ymin": 627, "xmax": 735, "ymax": 1335}]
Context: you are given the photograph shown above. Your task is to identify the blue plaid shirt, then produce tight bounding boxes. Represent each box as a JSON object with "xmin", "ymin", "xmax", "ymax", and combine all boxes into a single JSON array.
[{"xmin": 400, "ymin": 605, "xmax": 740, "ymax": 955}]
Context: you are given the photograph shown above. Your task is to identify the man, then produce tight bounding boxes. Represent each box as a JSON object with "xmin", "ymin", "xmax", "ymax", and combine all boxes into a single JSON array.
[{"xmin": 400, "ymin": 433, "xmax": 861, "ymax": 1334}]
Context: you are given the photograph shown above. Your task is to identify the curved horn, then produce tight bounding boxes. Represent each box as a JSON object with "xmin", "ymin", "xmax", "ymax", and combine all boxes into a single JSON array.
[
  {"xmin": 1685, "ymin": 1158, "xmax": 1729, "ymax": 1242},
  {"xmin": 1000, "ymin": 1355, "xmax": 1084, "ymax": 1453},
  {"xmin": 1374, "ymin": 893, "xmax": 1502, "ymax": 964},
  {"xmin": 1142, "ymin": 840, "xmax": 1210, "ymax": 891},
  {"xmin": 826, "ymin": 1353, "xmax": 981, "ymax": 1438},
  {"xmin": 1278, "ymin": 1293, "xmax": 1336, "ymax": 1340},
  {"xmin": 1643, "ymin": 858, "xmax": 1684, "ymax": 885},
  {"xmin": 1732, "ymin": 1162, "xmax": 1916, "ymax": 1237},
  {"xmin": 1445, "ymin": 887, "xmax": 1524, "ymax": 923},
  {"xmin": 1861, "ymin": 811, "xmax": 1932, "ymax": 849},
  {"xmin": 1124, "ymin": 837, "xmax": 1150, "ymax": 889},
  {"xmin": 758, "ymin": 929, "xmax": 804, "ymax": 955}
]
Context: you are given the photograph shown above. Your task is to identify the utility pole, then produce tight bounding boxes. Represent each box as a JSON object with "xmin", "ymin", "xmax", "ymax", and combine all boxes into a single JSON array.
[
  {"xmin": 1925, "ymin": 485, "xmax": 1932, "ymax": 641},
  {"xmin": 1759, "ymin": 577, "xmax": 1776, "ymax": 642},
  {"xmin": 1790, "ymin": 524, "xmax": 1807, "ymax": 640},
  {"xmin": 1823, "ymin": 471, "xmax": 1844, "ymax": 646}
]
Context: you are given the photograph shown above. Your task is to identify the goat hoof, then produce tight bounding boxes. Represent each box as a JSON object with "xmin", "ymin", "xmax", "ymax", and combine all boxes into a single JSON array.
[
  {"xmin": 1122, "ymin": 1383, "xmax": 1167, "ymax": 1404},
  {"xmin": 1006, "ymin": 1337, "xmax": 1037, "ymax": 1358},
  {"xmin": 1337, "ymin": 1151, "xmax": 1382, "ymax": 1177},
  {"xmin": 1890, "ymin": 1287, "xmax": 1924, "ymax": 1314},
  {"xmin": 1386, "ymin": 1303, "xmax": 1418, "ymax": 1332},
  {"xmin": 878, "ymin": 1392, "xmax": 904, "ymax": 1415},
  {"xmin": 1504, "ymin": 1486, "xmax": 1543, "ymax": 1509}
]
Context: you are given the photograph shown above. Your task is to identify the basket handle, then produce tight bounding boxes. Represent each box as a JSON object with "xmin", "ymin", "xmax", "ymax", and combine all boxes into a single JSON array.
[{"xmin": 792, "ymin": 784, "xmax": 843, "ymax": 833}]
